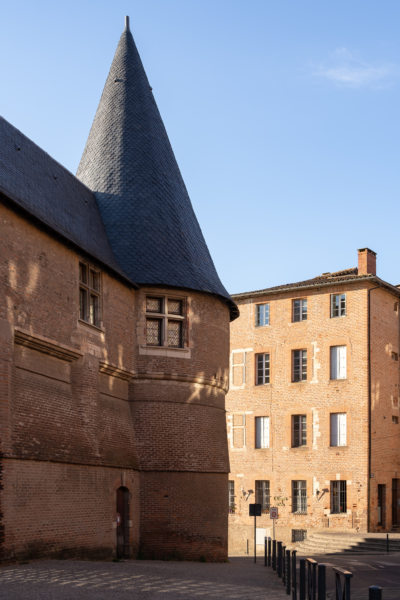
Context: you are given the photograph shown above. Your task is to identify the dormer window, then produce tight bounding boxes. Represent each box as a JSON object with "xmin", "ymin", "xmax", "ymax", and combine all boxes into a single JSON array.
[
  {"xmin": 79, "ymin": 262, "xmax": 101, "ymax": 327},
  {"xmin": 145, "ymin": 296, "xmax": 185, "ymax": 348}
]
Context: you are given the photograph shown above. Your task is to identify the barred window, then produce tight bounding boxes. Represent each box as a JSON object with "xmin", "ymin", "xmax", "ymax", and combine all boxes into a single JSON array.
[
  {"xmin": 255, "ymin": 480, "xmax": 270, "ymax": 512},
  {"xmin": 79, "ymin": 262, "xmax": 101, "ymax": 327},
  {"xmin": 293, "ymin": 299, "xmax": 307, "ymax": 322},
  {"xmin": 145, "ymin": 296, "xmax": 185, "ymax": 348},
  {"xmin": 292, "ymin": 415, "xmax": 307, "ymax": 447},
  {"xmin": 292, "ymin": 480, "xmax": 307, "ymax": 514},
  {"xmin": 292, "ymin": 349, "xmax": 307, "ymax": 382},
  {"xmin": 256, "ymin": 353, "xmax": 270, "ymax": 385},
  {"xmin": 331, "ymin": 481, "xmax": 347, "ymax": 514}
]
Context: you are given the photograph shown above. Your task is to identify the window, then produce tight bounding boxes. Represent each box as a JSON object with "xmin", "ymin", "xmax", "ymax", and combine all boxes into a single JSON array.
[
  {"xmin": 145, "ymin": 296, "xmax": 185, "ymax": 347},
  {"xmin": 292, "ymin": 350, "xmax": 307, "ymax": 382},
  {"xmin": 255, "ymin": 416, "xmax": 270, "ymax": 449},
  {"xmin": 293, "ymin": 299, "xmax": 307, "ymax": 322},
  {"xmin": 256, "ymin": 353, "xmax": 270, "ymax": 385},
  {"xmin": 232, "ymin": 414, "xmax": 246, "ymax": 448},
  {"xmin": 331, "ymin": 294, "xmax": 346, "ymax": 318},
  {"xmin": 330, "ymin": 413, "xmax": 347, "ymax": 446},
  {"xmin": 256, "ymin": 303, "xmax": 270, "ymax": 327},
  {"xmin": 228, "ymin": 481, "xmax": 236, "ymax": 514},
  {"xmin": 79, "ymin": 262, "xmax": 101, "ymax": 327},
  {"xmin": 292, "ymin": 480, "xmax": 307, "ymax": 513},
  {"xmin": 392, "ymin": 352, "xmax": 398, "ymax": 361},
  {"xmin": 255, "ymin": 480, "xmax": 270, "ymax": 511},
  {"xmin": 330, "ymin": 346, "xmax": 347, "ymax": 380},
  {"xmin": 292, "ymin": 415, "xmax": 307, "ymax": 447},
  {"xmin": 331, "ymin": 481, "xmax": 347, "ymax": 514},
  {"xmin": 393, "ymin": 416, "xmax": 399, "ymax": 424},
  {"xmin": 292, "ymin": 529, "xmax": 307, "ymax": 543}
]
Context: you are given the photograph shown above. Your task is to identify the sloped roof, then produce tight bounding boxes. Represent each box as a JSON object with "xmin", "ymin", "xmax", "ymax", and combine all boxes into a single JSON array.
[
  {"xmin": 232, "ymin": 267, "xmax": 400, "ymax": 300},
  {"xmin": 0, "ymin": 116, "xmax": 126, "ymax": 279},
  {"xmin": 77, "ymin": 20, "xmax": 237, "ymax": 320}
]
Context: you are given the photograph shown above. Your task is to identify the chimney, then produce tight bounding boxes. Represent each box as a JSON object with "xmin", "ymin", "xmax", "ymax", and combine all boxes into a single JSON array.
[{"xmin": 358, "ymin": 248, "xmax": 376, "ymax": 276}]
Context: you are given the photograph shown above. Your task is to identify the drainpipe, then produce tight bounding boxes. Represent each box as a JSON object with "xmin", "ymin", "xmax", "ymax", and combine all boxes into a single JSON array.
[{"xmin": 367, "ymin": 286, "xmax": 380, "ymax": 532}]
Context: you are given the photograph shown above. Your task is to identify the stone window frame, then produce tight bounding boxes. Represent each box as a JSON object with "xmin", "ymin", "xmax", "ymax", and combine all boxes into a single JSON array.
[
  {"xmin": 79, "ymin": 261, "xmax": 102, "ymax": 328},
  {"xmin": 145, "ymin": 295, "xmax": 186, "ymax": 348},
  {"xmin": 292, "ymin": 298, "xmax": 307, "ymax": 322},
  {"xmin": 231, "ymin": 414, "xmax": 246, "ymax": 449}
]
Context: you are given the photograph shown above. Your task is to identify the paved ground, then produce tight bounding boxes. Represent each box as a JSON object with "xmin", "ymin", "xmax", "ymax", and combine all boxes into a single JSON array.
[{"xmin": 0, "ymin": 553, "xmax": 399, "ymax": 599}]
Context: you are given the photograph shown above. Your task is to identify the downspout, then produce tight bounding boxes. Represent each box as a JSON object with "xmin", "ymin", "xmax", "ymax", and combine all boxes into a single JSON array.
[{"xmin": 367, "ymin": 286, "xmax": 380, "ymax": 532}]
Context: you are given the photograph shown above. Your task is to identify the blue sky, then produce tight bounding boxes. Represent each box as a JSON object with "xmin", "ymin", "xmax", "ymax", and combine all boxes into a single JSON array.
[{"xmin": 2, "ymin": 1, "xmax": 400, "ymax": 293}]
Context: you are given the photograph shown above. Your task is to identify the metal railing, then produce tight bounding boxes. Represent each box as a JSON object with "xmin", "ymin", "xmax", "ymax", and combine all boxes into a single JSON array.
[{"xmin": 263, "ymin": 536, "xmax": 384, "ymax": 599}]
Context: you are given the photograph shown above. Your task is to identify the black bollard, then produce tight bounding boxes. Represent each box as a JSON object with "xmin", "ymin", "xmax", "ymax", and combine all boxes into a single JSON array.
[
  {"xmin": 264, "ymin": 537, "xmax": 267, "ymax": 566},
  {"xmin": 286, "ymin": 549, "xmax": 291, "ymax": 595},
  {"xmin": 282, "ymin": 545, "xmax": 286, "ymax": 584},
  {"xmin": 291, "ymin": 551, "xmax": 297, "ymax": 600},
  {"xmin": 387, "ymin": 533, "xmax": 389, "ymax": 553},
  {"xmin": 272, "ymin": 539, "xmax": 277, "ymax": 571},
  {"xmin": 317, "ymin": 564, "xmax": 326, "ymax": 600},
  {"xmin": 369, "ymin": 586, "xmax": 383, "ymax": 600},
  {"xmin": 268, "ymin": 537, "xmax": 272, "ymax": 567},
  {"xmin": 299, "ymin": 558, "xmax": 306, "ymax": 600},
  {"xmin": 277, "ymin": 541, "xmax": 282, "ymax": 578}
]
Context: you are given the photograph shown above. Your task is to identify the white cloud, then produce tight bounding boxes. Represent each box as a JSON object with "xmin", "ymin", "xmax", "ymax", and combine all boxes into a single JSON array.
[{"xmin": 314, "ymin": 48, "xmax": 396, "ymax": 89}]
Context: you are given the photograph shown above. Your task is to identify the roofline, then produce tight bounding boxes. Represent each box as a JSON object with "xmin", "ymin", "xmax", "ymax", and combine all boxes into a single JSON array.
[
  {"xmin": 0, "ymin": 191, "xmax": 138, "ymax": 289},
  {"xmin": 232, "ymin": 275, "xmax": 400, "ymax": 301}
]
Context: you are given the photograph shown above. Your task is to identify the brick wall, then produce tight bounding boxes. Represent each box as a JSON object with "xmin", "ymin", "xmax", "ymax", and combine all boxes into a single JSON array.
[{"xmin": 227, "ymin": 282, "xmax": 371, "ymax": 553}]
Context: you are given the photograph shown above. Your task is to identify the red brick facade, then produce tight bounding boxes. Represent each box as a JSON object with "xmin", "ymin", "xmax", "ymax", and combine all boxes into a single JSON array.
[
  {"xmin": 0, "ymin": 204, "xmax": 230, "ymax": 561},
  {"xmin": 226, "ymin": 252, "xmax": 400, "ymax": 554}
]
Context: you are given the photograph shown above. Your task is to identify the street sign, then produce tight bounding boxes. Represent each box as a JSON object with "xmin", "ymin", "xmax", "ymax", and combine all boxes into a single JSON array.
[
  {"xmin": 249, "ymin": 503, "xmax": 262, "ymax": 517},
  {"xmin": 270, "ymin": 506, "xmax": 278, "ymax": 519}
]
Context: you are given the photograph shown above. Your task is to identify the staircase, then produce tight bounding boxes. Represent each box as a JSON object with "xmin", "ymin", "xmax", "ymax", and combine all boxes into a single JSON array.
[{"xmin": 291, "ymin": 531, "xmax": 400, "ymax": 555}]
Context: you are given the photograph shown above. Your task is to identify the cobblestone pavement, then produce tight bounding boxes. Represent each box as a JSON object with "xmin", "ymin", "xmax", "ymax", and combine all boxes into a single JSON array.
[{"xmin": 0, "ymin": 557, "xmax": 289, "ymax": 600}]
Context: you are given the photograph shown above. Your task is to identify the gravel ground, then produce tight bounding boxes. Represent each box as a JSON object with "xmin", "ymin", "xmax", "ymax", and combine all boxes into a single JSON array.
[{"xmin": 0, "ymin": 557, "xmax": 290, "ymax": 600}]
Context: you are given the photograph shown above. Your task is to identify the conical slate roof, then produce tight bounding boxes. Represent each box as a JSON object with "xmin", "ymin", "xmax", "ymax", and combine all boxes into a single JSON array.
[{"xmin": 77, "ymin": 18, "xmax": 237, "ymax": 319}]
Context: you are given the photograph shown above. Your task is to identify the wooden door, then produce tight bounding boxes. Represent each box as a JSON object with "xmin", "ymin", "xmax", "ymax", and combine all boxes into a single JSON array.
[{"xmin": 116, "ymin": 486, "xmax": 130, "ymax": 558}]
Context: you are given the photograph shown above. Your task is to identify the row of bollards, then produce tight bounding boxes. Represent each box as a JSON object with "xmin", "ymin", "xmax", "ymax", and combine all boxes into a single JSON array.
[{"xmin": 264, "ymin": 536, "xmax": 384, "ymax": 599}]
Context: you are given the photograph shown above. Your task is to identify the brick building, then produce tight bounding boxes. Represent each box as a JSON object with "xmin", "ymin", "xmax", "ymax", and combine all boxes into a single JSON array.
[
  {"xmin": 227, "ymin": 248, "xmax": 400, "ymax": 554},
  {"xmin": 0, "ymin": 18, "xmax": 237, "ymax": 561}
]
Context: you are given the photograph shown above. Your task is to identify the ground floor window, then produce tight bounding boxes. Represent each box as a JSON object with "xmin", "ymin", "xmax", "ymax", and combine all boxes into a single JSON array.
[
  {"xmin": 255, "ymin": 480, "xmax": 270, "ymax": 511},
  {"xmin": 292, "ymin": 480, "xmax": 307, "ymax": 513},
  {"xmin": 229, "ymin": 480, "xmax": 236, "ymax": 514}
]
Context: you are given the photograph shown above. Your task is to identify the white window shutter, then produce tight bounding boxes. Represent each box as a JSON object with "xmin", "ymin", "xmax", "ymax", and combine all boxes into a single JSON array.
[
  {"xmin": 339, "ymin": 413, "xmax": 347, "ymax": 445},
  {"xmin": 339, "ymin": 346, "xmax": 347, "ymax": 379},
  {"xmin": 331, "ymin": 347, "xmax": 338, "ymax": 379},
  {"xmin": 331, "ymin": 414, "xmax": 338, "ymax": 446},
  {"xmin": 264, "ymin": 417, "xmax": 270, "ymax": 448}
]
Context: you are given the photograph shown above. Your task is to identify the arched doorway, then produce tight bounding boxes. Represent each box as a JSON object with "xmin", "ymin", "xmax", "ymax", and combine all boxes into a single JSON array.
[{"xmin": 116, "ymin": 486, "xmax": 130, "ymax": 558}]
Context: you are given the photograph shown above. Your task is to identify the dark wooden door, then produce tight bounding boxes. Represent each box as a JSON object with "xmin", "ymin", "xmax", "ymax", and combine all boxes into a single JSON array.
[
  {"xmin": 392, "ymin": 479, "xmax": 400, "ymax": 527},
  {"xmin": 378, "ymin": 484, "xmax": 386, "ymax": 526},
  {"xmin": 116, "ymin": 486, "xmax": 130, "ymax": 558}
]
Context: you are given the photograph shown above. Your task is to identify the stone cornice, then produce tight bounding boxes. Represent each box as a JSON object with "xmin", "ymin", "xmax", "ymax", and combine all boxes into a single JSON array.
[{"xmin": 14, "ymin": 328, "xmax": 82, "ymax": 362}]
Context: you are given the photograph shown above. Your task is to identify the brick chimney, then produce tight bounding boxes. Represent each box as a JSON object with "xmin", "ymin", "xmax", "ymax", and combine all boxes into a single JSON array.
[{"xmin": 358, "ymin": 248, "xmax": 376, "ymax": 275}]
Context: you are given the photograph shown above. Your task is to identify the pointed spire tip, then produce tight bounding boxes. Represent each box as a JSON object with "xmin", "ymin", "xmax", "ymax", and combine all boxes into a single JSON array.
[{"xmin": 125, "ymin": 15, "xmax": 130, "ymax": 31}]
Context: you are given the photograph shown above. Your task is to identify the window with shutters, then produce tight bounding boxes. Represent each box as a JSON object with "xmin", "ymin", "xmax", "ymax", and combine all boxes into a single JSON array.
[
  {"xmin": 256, "ymin": 353, "xmax": 270, "ymax": 385},
  {"xmin": 79, "ymin": 262, "xmax": 101, "ymax": 327},
  {"xmin": 255, "ymin": 416, "xmax": 270, "ymax": 449},
  {"xmin": 330, "ymin": 413, "xmax": 347, "ymax": 446},
  {"xmin": 292, "ymin": 298, "xmax": 307, "ymax": 322},
  {"xmin": 292, "ymin": 415, "xmax": 307, "ymax": 447},
  {"xmin": 255, "ymin": 480, "xmax": 270, "ymax": 511},
  {"xmin": 232, "ymin": 414, "xmax": 246, "ymax": 448},
  {"xmin": 145, "ymin": 296, "xmax": 185, "ymax": 348},
  {"xmin": 330, "ymin": 346, "xmax": 347, "ymax": 380},
  {"xmin": 292, "ymin": 480, "xmax": 307, "ymax": 513},
  {"xmin": 331, "ymin": 294, "xmax": 346, "ymax": 318},
  {"xmin": 292, "ymin": 349, "xmax": 307, "ymax": 382},
  {"xmin": 255, "ymin": 303, "xmax": 270, "ymax": 327},
  {"xmin": 331, "ymin": 480, "xmax": 347, "ymax": 513}
]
